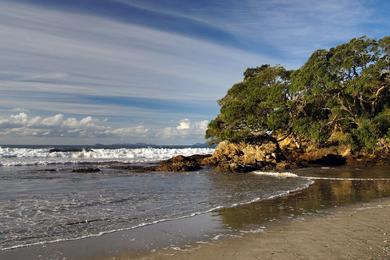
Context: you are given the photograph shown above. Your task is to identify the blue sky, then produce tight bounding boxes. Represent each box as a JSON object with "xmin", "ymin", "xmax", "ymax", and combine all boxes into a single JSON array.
[{"xmin": 0, "ymin": 0, "xmax": 389, "ymax": 145}]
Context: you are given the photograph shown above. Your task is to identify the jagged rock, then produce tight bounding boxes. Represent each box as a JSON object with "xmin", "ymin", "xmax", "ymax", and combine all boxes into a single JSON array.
[
  {"xmin": 154, "ymin": 154, "xmax": 212, "ymax": 172},
  {"xmin": 204, "ymin": 141, "xmax": 284, "ymax": 173},
  {"xmin": 309, "ymin": 154, "xmax": 346, "ymax": 166},
  {"xmin": 150, "ymin": 138, "xmax": 389, "ymax": 174},
  {"xmin": 108, "ymin": 163, "xmax": 156, "ymax": 172},
  {"xmin": 296, "ymin": 145, "xmax": 350, "ymax": 162},
  {"xmin": 275, "ymin": 161, "xmax": 292, "ymax": 170},
  {"xmin": 72, "ymin": 167, "xmax": 100, "ymax": 173},
  {"xmin": 50, "ymin": 148, "xmax": 93, "ymax": 153}
]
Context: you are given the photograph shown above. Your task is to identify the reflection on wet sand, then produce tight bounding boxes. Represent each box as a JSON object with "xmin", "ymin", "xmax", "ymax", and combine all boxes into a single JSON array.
[
  {"xmin": 217, "ymin": 166, "xmax": 390, "ymax": 230},
  {"xmin": 1, "ymin": 166, "xmax": 389, "ymax": 260}
]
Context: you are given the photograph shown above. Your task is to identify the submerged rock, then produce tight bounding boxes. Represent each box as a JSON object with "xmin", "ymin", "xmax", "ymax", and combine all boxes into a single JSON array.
[
  {"xmin": 107, "ymin": 163, "xmax": 157, "ymax": 172},
  {"xmin": 72, "ymin": 167, "xmax": 100, "ymax": 173},
  {"xmin": 309, "ymin": 154, "xmax": 346, "ymax": 166},
  {"xmin": 49, "ymin": 148, "xmax": 93, "ymax": 153},
  {"xmin": 153, "ymin": 154, "xmax": 212, "ymax": 172}
]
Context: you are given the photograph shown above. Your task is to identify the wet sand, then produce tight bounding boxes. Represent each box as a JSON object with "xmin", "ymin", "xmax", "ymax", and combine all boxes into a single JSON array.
[
  {"xmin": 139, "ymin": 197, "xmax": 390, "ymax": 259},
  {"xmin": 2, "ymin": 166, "xmax": 390, "ymax": 260}
]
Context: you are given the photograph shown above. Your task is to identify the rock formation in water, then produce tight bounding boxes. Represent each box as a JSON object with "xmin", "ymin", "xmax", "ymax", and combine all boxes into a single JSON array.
[
  {"xmin": 202, "ymin": 36, "xmax": 390, "ymax": 172},
  {"xmin": 152, "ymin": 36, "xmax": 389, "ymax": 173}
]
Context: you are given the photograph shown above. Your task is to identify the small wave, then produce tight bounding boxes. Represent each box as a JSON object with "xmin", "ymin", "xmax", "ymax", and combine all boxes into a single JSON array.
[
  {"xmin": 356, "ymin": 204, "xmax": 390, "ymax": 211},
  {"xmin": 252, "ymin": 171, "xmax": 299, "ymax": 178},
  {"xmin": 252, "ymin": 172, "xmax": 390, "ymax": 182},
  {"xmin": 240, "ymin": 226, "xmax": 266, "ymax": 234},
  {"xmin": 0, "ymin": 147, "xmax": 214, "ymax": 167},
  {"xmin": 0, "ymin": 178, "xmax": 314, "ymax": 251},
  {"xmin": 305, "ymin": 176, "xmax": 390, "ymax": 181}
]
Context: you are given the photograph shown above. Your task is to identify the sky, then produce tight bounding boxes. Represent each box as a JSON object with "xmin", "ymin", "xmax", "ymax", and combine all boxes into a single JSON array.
[{"xmin": 0, "ymin": 0, "xmax": 389, "ymax": 145}]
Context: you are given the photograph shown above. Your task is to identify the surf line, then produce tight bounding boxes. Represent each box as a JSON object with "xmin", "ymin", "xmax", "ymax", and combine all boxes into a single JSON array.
[
  {"xmin": 304, "ymin": 176, "xmax": 390, "ymax": 181},
  {"xmin": 252, "ymin": 171, "xmax": 390, "ymax": 181}
]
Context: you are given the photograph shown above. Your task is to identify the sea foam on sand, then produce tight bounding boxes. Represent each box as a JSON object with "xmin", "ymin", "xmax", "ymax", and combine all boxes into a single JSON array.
[{"xmin": 252, "ymin": 171, "xmax": 299, "ymax": 178}]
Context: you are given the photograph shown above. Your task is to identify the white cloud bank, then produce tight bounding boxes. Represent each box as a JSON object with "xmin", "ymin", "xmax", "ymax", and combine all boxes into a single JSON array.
[
  {"xmin": 0, "ymin": 113, "xmax": 208, "ymax": 144},
  {"xmin": 0, "ymin": 112, "xmax": 147, "ymax": 138},
  {"xmin": 163, "ymin": 118, "xmax": 209, "ymax": 139}
]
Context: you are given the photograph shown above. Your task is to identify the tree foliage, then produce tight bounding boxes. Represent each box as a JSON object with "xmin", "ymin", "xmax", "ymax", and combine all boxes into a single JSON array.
[{"xmin": 206, "ymin": 36, "xmax": 390, "ymax": 152}]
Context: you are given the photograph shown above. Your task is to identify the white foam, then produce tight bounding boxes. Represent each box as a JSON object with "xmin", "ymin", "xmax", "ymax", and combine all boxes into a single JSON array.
[
  {"xmin": 211, "ymin": 234, "xmax": 224, "ymax": 241},
  {"xmin": 252, "ymin": 171, "xmax": 299, "ymax": 178},
  {"xmin": 0, "ymin": 178, "xmax": 314, "ymax": 251},
  {"xmin": 355, "ymin": 204, "xmax": 390, "ymax": 211},
  {"xmin": 240, "ymin": 226, "xmax": 266, "ymax": 234},
  {"xmin": 306, "ymin": 176, "xmax": 390, "ymax": 181},
  {"xmin": 0, "ymin": 147, "xmax": 214, "ymax": 166},
  {"xmin": 252, "ymin": 172, "xmax": 390, "ymax": 182}
]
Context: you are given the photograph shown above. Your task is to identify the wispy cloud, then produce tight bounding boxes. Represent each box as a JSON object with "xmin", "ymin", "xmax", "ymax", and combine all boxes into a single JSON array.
[
  {"xmin": 0, "ymin": 0, "xmax": 273, "ymax": 100},
  {"xmin": 0, "ymin": 0, "xmax": 387, "ymax": 144},
  {"xmin": 113, "ymin": 0, "xmax": 376, "ymax": 57},
  {"xmin": 0, "ymin": 0, "xmax": 277, "ymax": 145}
]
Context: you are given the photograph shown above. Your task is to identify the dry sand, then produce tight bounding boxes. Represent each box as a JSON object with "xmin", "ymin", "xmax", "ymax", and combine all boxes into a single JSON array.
[{"xmin": 135, "ymin": 197, "xmax": 390, "ymax": 260}]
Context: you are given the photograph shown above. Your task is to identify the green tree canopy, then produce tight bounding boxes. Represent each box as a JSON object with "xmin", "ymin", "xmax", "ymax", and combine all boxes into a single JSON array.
[{"xmin": 206, "ymin": 36, "xmax": 390, "ymax": 152}]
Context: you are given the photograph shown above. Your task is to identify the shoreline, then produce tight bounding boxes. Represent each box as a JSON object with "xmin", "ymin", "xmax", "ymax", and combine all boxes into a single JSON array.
[
  {"xmin": 136, "ymin": 196, "xmax": 390, "ymax": 259},
  {"xmin": 2, "ymin": 166, "xmax": 390, "ymax": 259}
]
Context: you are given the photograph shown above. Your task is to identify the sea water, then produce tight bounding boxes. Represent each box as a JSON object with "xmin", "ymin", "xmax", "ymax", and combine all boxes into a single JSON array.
[
  {"xmin": 0, "ymin": 146, "xmax": 214, "ymax": 166},
  {"xmin": 0, "ymin": 146, "xmax": 311, "ymax": 251}
]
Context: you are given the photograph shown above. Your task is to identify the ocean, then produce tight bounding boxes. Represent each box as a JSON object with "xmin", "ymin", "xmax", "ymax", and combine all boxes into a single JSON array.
[
  {"xmin": 1, "ymin": 146, "xmax": 390, "ymax": 260},
  {"xmin": 0, "ymin": 146, "xmax": 310, "ymax": 251}
]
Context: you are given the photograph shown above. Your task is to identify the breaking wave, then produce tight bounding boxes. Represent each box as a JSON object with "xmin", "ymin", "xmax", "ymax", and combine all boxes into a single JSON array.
[{"xmin": 0, "ymin": 147, "xmax": 214, "ymax": 166}]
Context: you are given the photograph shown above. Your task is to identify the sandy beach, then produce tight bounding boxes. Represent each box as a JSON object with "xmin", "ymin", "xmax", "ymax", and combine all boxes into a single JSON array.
[
  {"xmin": 2, "ymin": 167, "xmax": 390, "ymax": 260},
  {"xmin": 1, "ymin": 1, "xmax": 389, "ymax": 259},
  {"xmin": 136, "ymin": 197, "xmax": 390, "ymax": 260}
]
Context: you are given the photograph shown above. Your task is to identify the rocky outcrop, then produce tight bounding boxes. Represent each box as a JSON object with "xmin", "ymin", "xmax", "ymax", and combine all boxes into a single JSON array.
[
  {"xmin": 200, "ymin": 139, "xmax": 389, "ymax": 173},
  {"xmin": 309, "ymin": 154, "xmax": 346, "ymax": 166},
  {"xmin": 50, "ymin": 148, "xmax": 93, "ymax": 153},
  {"xmin": 150, "ymin": 138, "xmax": 389, "ymax": 173},
  {"xmin": 153, "ymin": 154, "xmax": 212, "ymax": 172},
  {"xmin": 203, "ymin": 141, "xmax": 289, "ymax": 173},
  {"xmin": 295, "ymin": 145, "xmax": 350, "ymax": 162},
  {"xmin": 72, "ymin": 167, "xmax": 100, "ymax": 173}
]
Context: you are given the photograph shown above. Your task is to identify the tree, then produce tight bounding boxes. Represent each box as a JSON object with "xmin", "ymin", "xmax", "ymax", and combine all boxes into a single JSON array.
[
  {"xmin": 207, "ymin": 36, "xmax": 390, "ymax": 152},
  {"xmin": 206, "ymin": 65, "xmax": 292, "ymax": 144}
]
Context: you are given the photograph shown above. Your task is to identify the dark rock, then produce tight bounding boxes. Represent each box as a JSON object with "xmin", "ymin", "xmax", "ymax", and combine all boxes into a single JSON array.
[
  {"xmin": 275, "ymin": 161, "xmax": 292, "ymax": 170},
  {"xmin": 40, "ymin": 168, "xmax": 58, "ymax": 172},
  {"xmin": 309, "ymin": 154, "xmax": 346, "ymax": 166},
  {"xmin": 49, "ymin": 148, "xmax": 93, "ymax": 153},
  {"xmin": 72, "ymin": 167, "xmax": 100, "ymax": 173},
  {"xmin": 154, "ymin": 154, "xmax": 212, "ymax": 172},
  {"xmin": 107, "ymin": 163, "xmax": 156, "ymax": 172}
]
